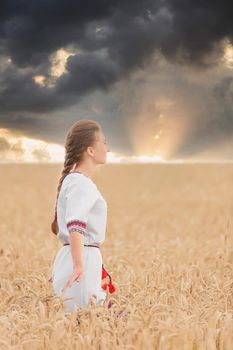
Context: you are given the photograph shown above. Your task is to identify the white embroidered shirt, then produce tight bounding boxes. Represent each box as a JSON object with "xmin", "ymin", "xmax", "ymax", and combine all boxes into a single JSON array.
[{"xmin": 56, "ymin": 173, "xmax": 107, "ymax": 246}]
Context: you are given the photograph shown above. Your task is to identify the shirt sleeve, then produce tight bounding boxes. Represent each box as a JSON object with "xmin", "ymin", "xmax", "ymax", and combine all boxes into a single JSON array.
[{"xmin": 65, "ymin": 177, "xmax": 99, "ymax": 235}]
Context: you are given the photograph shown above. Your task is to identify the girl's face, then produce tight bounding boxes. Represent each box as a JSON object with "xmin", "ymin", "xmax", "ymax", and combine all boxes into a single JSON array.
[{"xmin": 90, "ymin": 130, "xmax": 110, "ymax": 164}]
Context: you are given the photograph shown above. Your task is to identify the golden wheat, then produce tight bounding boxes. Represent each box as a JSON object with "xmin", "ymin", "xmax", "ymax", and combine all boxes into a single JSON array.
[{"xmin": 0, "ymin": 163, "xmax": 233, "ymax": 349}]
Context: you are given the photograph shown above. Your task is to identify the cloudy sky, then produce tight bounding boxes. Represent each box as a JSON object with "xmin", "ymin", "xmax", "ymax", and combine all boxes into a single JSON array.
[{"xmin": 0, "ymin": 0, "xmax": 232, "ymax": 163}]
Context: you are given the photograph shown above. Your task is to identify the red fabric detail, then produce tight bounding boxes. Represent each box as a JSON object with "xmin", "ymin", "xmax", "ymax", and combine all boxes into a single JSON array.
[
  {"xmin": 101, "ymin": 282, "xmax": 116, "ymax": 294},
  {"xmin": 108, "ymin": 281, "xmax": 116, "ymax": 294},
  {"xmin": 101, "ymin": 264, "xmax": 116, "ymax": 294},
  {"xmin": 67, "ymin": 220, "xmax": 86, "ymax": 229},
  {"xmin": 102, "ymin": 265, "xmax": 109, "ymax": 279}
]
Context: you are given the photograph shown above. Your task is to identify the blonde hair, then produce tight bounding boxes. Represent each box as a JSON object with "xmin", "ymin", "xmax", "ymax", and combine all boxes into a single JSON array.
[{"xmin": 51, "ymin": 119, "xmax": 101, "ymax": 235}]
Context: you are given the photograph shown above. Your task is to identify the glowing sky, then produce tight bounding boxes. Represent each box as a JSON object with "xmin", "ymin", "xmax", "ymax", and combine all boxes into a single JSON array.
[{"xmin": 0, "ymin": 1, "xmax": 232, "ymax": 163}]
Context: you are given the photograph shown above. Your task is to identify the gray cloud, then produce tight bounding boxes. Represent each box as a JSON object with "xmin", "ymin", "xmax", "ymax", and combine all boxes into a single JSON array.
[
  {"xmin": 0, "ymin": 0, "xmax": 232, "ymax": 114},
  {"xmin": 0, "ymin": 0, "xmax": 232, "ymax": 160},
  {"xmin": 175, "ymin": 76, "xmax": 233, "ymax": 158}
]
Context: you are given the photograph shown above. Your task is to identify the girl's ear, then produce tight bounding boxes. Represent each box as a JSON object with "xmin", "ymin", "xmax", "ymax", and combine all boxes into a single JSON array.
[{"xmin": 87, "ymin": 146, "xmax": 94, "ymax": 157}]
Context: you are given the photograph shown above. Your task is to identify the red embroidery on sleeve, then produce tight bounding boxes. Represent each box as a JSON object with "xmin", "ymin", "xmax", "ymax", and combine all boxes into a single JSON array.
[
  {"xmin": 67, "ymin": 220, "xmax": 86, "ymax": 229},
  {"xmin": 67, "ymin": 220, "xmax": 87, "ymax": 234}
]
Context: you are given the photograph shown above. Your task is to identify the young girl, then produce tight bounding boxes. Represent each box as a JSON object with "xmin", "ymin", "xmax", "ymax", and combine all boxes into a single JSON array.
[{"xmin": 49, "ymin": 119, "xmax": 115, "ymax": 314}]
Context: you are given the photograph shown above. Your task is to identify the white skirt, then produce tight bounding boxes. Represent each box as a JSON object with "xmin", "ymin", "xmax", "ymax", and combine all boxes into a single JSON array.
[{"xmin": 51, "ymin": 245, "xmax": 107, "ymax": 314}]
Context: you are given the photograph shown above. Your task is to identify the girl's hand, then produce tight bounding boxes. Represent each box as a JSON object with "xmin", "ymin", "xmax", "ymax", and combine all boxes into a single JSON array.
[{"xmin": 61, "ymin": 264, "xmax": 85, "ymax": 294}]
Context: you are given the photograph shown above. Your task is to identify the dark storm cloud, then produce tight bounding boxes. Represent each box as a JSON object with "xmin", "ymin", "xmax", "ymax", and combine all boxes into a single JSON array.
[
  {"xmin": 0, "ymin": 0, "xmax": 232, "ymax": 116},
  {"xmin": 0, "ymin": 114, "xmax": 48, "ymax": 132},
  {"xmin": 174, "ymin": 76, "xmax": 233, "ymax": 158}
]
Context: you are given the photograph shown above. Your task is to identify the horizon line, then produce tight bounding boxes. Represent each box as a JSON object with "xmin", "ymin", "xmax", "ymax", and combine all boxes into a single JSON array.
[{"xmin": 1, "ymin": 159, "xmax": 233, "ymax": 165}]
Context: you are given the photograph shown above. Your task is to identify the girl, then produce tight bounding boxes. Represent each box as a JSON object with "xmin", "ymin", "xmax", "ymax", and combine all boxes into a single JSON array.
[{"xmin": 49, "ymin": 119, "xmax": 115, "ymax": 314}]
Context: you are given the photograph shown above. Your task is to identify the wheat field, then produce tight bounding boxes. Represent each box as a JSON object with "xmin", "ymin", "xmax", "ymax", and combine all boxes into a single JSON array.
[{"xmin": 0, "ymin": 163, "xmax": 233, "ymax": 350}]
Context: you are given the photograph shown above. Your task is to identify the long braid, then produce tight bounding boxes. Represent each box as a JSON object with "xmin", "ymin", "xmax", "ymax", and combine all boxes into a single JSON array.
[
  {"xmin": 50, "ymin": 119, "xmax": 101, "ymax": 235},
  {"xmin": 51, "ymin": 157, "xmax": 75, "ymax": 235}
]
